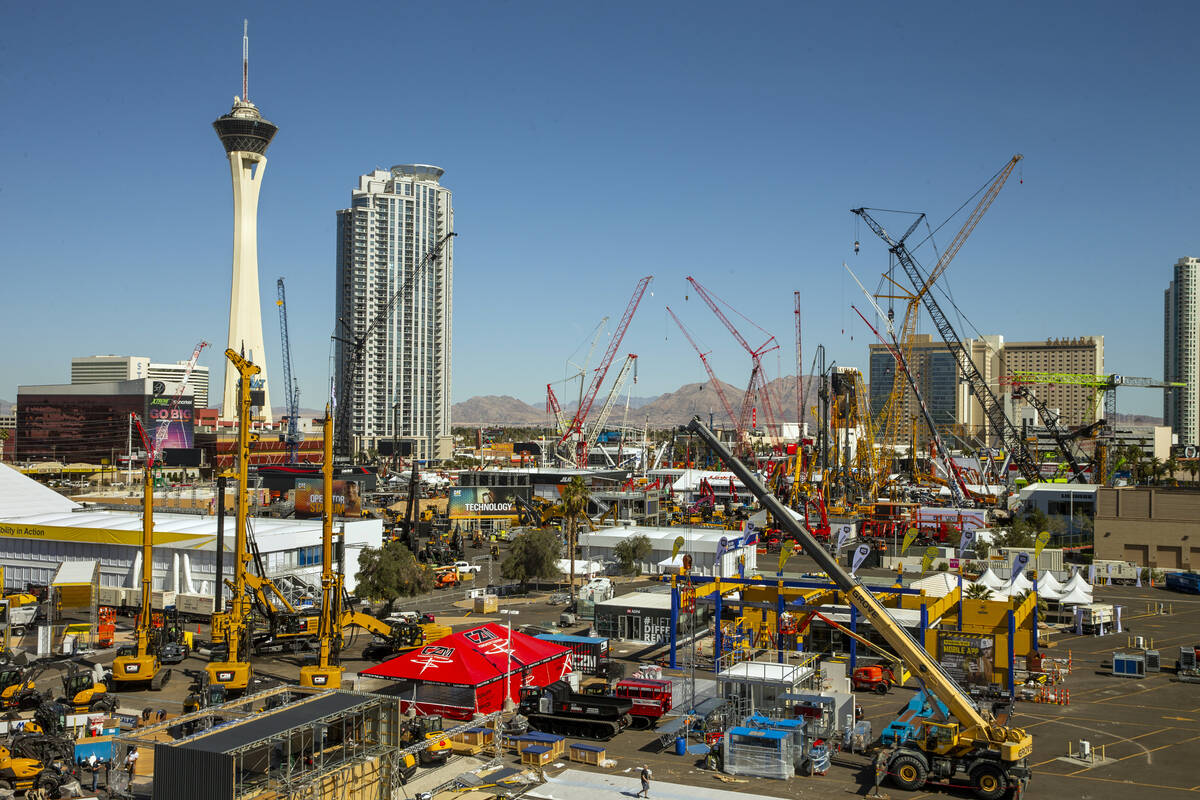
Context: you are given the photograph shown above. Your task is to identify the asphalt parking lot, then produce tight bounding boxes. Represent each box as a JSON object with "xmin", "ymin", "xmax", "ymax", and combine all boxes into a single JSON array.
[{"xmin": 27, "ymin": 567, "xmax": 1200, "ymax": 800}]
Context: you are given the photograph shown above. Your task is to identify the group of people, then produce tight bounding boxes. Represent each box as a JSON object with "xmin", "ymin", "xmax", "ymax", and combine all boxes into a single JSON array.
[{"xmin": 77, "ymin": 748, "xmax": 139, "ymax": 792}]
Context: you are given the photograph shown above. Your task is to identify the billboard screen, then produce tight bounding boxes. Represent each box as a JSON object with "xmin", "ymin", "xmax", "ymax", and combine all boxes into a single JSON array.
[
  {"xmin": 145, "ymin": 394, "xmax": 194, "ymax": 451},
  {"xmin": 294, "ymin": 479, "xmax": 362, "ymax": 518},
  {"xmin": 448, "ymin": 486, "xmax": 526, "ymax": 519},
  {"xmin": 938, "ymin": 631, "xmax": 994, "ymax": 686}
]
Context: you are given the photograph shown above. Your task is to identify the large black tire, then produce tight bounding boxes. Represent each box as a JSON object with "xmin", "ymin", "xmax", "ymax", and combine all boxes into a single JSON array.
[
  {"xmin": 970, "ymin": 762, "xmax": 1009, "ymax": 800},
  {"xmin": 873, "ymin": 683, "xmax": 889, "ymax": 695},
  {"xmin": 889, "ymin": 752, "xmax": 928, "ymax": 791}
]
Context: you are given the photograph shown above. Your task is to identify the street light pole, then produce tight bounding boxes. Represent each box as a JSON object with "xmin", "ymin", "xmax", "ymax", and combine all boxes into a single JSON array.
[{"xmin": 499, "ymin": 608, "xmax": 519, "ymax": 708}]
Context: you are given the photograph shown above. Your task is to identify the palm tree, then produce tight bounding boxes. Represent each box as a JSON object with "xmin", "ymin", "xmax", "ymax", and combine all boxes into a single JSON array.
[
  {"xmin": 561, "ymin": 476, "xmax": 590, "ymax": 608},
  {"xmin": 964, "ymin": 583, "xmax": 994, "ymax": 600},
  {"xmin": 1165, "ymin": 455, "xmax": 1180, "ymax": 487},
  {"xmin": 1188, "ymin": 460, "xmax": 1200, "ymax": 487}
]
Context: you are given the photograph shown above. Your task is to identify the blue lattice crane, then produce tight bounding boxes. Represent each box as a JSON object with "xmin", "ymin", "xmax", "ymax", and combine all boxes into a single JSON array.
[{"xmin": 276, "ymin": 278, "xmax": 301, "ymax": 463}]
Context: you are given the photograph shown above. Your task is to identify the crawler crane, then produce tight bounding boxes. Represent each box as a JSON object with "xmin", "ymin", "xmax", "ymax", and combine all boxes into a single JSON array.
[{"xmin": 686, "ymin": 417, "xmax": 1033, "ymax": 800}]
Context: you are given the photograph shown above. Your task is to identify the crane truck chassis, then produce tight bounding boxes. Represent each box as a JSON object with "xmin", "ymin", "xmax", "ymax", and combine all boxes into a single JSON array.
[{"xmin": 684, "ymin": 417, "xmax": 1032, "ymax": 800}]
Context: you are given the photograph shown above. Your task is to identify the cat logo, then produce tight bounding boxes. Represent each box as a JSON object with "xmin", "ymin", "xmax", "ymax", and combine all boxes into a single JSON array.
[
  {"xmin": 463, "ymin": 628, "xmax": 499, "ymax": 645},
  {"xmin": 217, "ymin": 671, "xmax": 234, "ymax": 682},
  {"xmin": 124, "ymin": 663, "xmax": 141, "ymax": 673}
]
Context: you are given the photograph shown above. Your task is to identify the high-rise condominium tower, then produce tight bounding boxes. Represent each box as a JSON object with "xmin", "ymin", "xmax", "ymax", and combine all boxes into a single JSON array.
[
  {"xmin": 1165, "ymin": 257, "xmax": 1200, "ymax": 445},
  {"xmin": 335, "ymin": 166, "xmax": 454, "ymax": 461}
]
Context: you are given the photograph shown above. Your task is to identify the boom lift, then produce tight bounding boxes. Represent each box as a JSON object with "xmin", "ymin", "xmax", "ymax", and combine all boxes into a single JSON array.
[
  {"xmin": 685, "ymin": 417, "xmax": 1033, "ymax": 800},
  {"xmin": 111, "ymin": 413, "xmax": 173, "ymax": 691},
  {"xmin": 206, "ymin": 348, "xmax": 260, "ymax": 696}
]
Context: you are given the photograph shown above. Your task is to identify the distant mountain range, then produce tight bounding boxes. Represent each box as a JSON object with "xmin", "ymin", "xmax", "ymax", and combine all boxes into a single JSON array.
[
  {"xmin": 452, "ymin": 376, "xmax": 822, "ymax": 427},
  {"xmin": 0, "ymin": 399, "xmax": 12, "ymax": 415}
]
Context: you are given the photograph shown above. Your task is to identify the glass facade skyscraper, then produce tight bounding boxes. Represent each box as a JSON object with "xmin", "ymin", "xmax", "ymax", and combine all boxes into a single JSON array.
[
  {"xmin": 334, "ymin": 166, "xmax": 454, "ymax": 461},
  {"xmin": 1165, "ymin": 257, "xmax": 1199, "ymax": 446}
]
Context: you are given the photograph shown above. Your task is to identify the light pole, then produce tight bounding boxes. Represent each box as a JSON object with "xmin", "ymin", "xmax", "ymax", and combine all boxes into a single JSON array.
[{"xmin": 499, "ymin": 608, "xmax": 520, "ymax": 709}]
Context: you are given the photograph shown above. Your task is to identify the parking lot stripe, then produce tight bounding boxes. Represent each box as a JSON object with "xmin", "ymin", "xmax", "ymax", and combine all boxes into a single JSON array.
[
  {"xmin": 1047, "ymin": 771, "xmax": 1199, "ymax": 793},
  {"xmin": 1066, "ymin": 733, "xmax": 1200, "ymax": 775}
]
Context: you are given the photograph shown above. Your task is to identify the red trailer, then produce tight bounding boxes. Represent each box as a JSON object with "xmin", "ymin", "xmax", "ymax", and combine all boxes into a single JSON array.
[{"xmin": 614, "ymin": 678, "xmax": 673, "ymax": 728}]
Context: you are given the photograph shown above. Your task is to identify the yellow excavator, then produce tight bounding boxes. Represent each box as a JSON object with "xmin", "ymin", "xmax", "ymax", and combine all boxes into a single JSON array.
[
  {"xmin": 111, "ymin": 416, "xmax": 172, "ymax": 691},
  {"xmin": 205, "ymin": 349, "xmax": 259, "ymax": 696},
  {"xmin": 688, "ymin": 418, "xmax": 1033, "ymax": 800}
]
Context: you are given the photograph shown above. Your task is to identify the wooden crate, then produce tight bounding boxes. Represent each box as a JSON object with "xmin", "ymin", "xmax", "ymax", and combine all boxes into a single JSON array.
[
  {"xmin": 451, "ymin": 727, "xmax": 495, "ymax": 748},
  {"xmin": 521, "ymin": 745, "xmax": 553, "ymax": 767},
  {"xmin": 568, "ymin": 743, "xmax": 606, "ymax": 765},
  {"xmin": 474, "ymin": 595, "xmax": 498, "ymax": 613}
]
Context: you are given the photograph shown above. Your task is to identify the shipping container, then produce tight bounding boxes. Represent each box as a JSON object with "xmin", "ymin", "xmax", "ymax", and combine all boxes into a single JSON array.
[{"xmin": 534, "ymin": 633, "xmax": 609, "ymax": 675}]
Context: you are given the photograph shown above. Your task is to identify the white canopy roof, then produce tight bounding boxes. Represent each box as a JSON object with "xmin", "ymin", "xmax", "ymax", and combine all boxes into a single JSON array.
[
  {"xmin": 911, "ymin": 572, "xmax": 972, "ymax": 598},
  {"xmin": 1036, "ymin": 571, "xmax": 1063, "ymax": 592},
  {"xmin": 1035, "ymin": 583, "xmax": 1063, "ymax": 601},
  {"xmin": 1009, "ymin": 571, "xmax": 1034, "ymax": 593},
  {"xmin": 0, "ymin": 463, "xmax": 80, "ymax": 517},
  {"xmin": 1058, "ymin": 584, "xmax": 1094, "ymax": 605},
  {"xmin": 976, "ymin": 566, "xmax": 1006, "ymax": 590},
  {"xmin": 555, "ymin": 559, "xmax": 603, "ymax": 576},
  {"xmin": 1062, "ymin": 571, "xmax": 1092, "ymax": 593}
]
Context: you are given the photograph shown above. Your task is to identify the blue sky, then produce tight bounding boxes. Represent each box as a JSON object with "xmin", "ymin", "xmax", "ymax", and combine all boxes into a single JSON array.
[{"xmin": 2, "ymin": 1, "xmax": 1196, "ymax": 417}]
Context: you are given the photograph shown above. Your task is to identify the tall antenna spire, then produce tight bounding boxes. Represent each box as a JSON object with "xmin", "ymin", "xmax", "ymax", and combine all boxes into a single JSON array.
[{"xmin": 242, "ymin": 19, "xmax": 249, "ymax": 102}]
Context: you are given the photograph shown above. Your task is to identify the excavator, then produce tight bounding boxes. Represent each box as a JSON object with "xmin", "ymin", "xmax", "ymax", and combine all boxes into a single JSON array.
[
  {"xmin": 58, "ymin": 662, "xmax": 116, "ymax": 715},
  {"xmin": 687, "ymin": 418, "xmax": 1033, "ymax": 800},
  {"xmin": 0, "ymin": 665, "xmax": 41, "ymax": 711},
  {"xmin": 0, "ymin": 701, "xmax": 75, "ymax": 795},
  {"xmin": 111, "ymin": 414, "xmax": 172, "ymax": 692}
]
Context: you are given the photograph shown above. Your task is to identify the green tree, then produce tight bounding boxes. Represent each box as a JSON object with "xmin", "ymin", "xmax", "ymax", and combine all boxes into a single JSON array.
[
  {"xmin": 355, "ymin": 542, "xmax": 433, "ymax": 614},
  {"xmin": 1164, "ymin": 455, "xmax": 1180, "ymax": 486},
  {"xmin": 501, "ymin": 528, "xmax": 563, "ymax": 590},
  {"xmin": 964, "ymin": 583, "xmax": 994, "ymax": 600},
  {"xmin": 561, "ymin": 476, "xmax": 590, "ymax": 607},
  {"xmin": 1188, "ymin": 460, "xmax": 1200, "ymax": 487},
  {"xmin": 613, "ymin": 534, "xmax": 653, "ymax": 576}
]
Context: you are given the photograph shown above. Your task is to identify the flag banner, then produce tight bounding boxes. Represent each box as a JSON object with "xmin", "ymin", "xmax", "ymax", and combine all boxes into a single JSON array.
[
  {"xmin": 901, "ymin": 527, "xmax": 920, "ymax": 556},
  {"xmin": 851, "ymin": 544, "xmax": 872, "ymax": 576},
  {"xmin": 1034, "ymin": 530, "xmax": 1052, "ymax": 559},
  {"xmin": 958, "ymin": 530, "xmax": 977, "ymax": 560},
  {"xmin": 921, "ymin": 546, "xmax": 939, "ymax": 572},
  {"xmin": 1009, "ymin": 551, "xmax": 1030, "ymax": 586},
  {"xmin": 671, "ymin": 536, "xmax": 685, "ymax": 561},
  {"xmin": 778, "ymin": 547, "xmax": 793, "ymax": 575}
]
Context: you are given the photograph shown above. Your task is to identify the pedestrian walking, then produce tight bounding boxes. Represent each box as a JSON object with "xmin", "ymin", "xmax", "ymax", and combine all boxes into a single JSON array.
[
  {"xmin": 87, "ymin": 754, "xmax": 98, "ymax": 791},
  {"xmin": 125, "ymin": 747, "xmax": 139, "ymax": 776},
  {"xmin": 636, "ymin": 765, "xmax": 651, "ymax": 798}
]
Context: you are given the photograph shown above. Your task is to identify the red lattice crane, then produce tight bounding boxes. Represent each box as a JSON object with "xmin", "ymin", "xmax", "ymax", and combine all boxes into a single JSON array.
[
  {"xmin": 686, "ymin": 276, "xmax": 783, "ymax": 438},
  {"xmin": 666, "ymin": 306, "xmax": 738, "ymax": 435},
  {"xmin": 558, "ymin": 276, "xmax": 653, "ymax": 465}
]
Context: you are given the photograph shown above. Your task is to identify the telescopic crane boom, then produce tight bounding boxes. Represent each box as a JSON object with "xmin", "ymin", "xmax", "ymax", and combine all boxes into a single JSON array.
[
  {"xmin": 276, "ymin": 279, "xmax": 301, "ymax": 463},
  {"xmin": 853, "ymin": 156, "xmax": 1037, "ymax": 483},
  {"xmin": 685, "ymin": 417, "xmax": 1032, "ymax": 799}
]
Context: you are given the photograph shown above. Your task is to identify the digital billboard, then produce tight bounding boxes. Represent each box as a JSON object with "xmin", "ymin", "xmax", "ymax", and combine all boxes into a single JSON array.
[
  {"xmin": 145, "ymin": 394, "xmax": 194, "ymax": 451},
  {"xmin": 448, "ymin": 486, "xmax": 526, "ymax": 520},
  {"xmin": 294, "ymin": 479, "xmax": 363, "ymax": 518}
]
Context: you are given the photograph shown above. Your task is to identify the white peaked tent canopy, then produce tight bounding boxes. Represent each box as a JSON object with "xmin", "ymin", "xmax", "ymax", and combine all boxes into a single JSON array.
[
  {"xmin": 1057, "ymin": 583, "xmax": 1093, "ymax": 605},
  {"xmin": 1062, "ymin": 571, "xmax": 1092, "ymax": 594},
  {"xmin": 1035, "ymin": 583, "xmax": 1064, "ymax": 601},
  {"xmin": 1009, "ymin": 571, "xmax": 1034, "ymax": 593},
  {"xmin": 1036, "ymin": 571, "xmax": 1063, "ymax": 593},
  {"xmin": 976, "ymin": 566, "xmax": 1006, "ymax": 590}
]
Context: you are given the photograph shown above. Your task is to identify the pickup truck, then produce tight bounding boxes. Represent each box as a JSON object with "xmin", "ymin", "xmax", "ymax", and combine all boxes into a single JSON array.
[{"xmin": 453, "ymin": 561, "xmax": 481, "ymax": 575}]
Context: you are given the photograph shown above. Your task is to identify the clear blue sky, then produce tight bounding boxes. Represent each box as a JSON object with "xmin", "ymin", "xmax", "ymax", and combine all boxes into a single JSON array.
[{"xmin": 3, "ymin": 1, "xmax": 1196, "ymax": 417}]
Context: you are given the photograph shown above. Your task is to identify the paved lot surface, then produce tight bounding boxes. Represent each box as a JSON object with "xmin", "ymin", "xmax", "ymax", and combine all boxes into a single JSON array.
[{"xmin": 16, "ymin": 567, "xmax": 1200, "ymax": 800}]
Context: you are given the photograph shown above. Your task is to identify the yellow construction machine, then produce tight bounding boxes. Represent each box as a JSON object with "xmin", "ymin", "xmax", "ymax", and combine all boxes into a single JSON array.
[
  {"xmin": 300, "ymin": 410, "xmax": 343, "ymax": 688},
  {"xmin": 205, "ymin": 349, "xmax": 259, "ymax": 696},
  {"xmin": 688, "ymin": 418, "xmax": 1033, "ymax": 800},
  {"xmin": 111, "ymin": 418, "xmax": 172, "ymax": 691}
]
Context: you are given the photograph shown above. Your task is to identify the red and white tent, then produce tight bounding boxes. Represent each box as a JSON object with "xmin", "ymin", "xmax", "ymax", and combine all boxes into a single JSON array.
[{"xmin": 358, "ymin": 623, "xmax": 573, "ymax": 720}]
